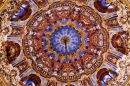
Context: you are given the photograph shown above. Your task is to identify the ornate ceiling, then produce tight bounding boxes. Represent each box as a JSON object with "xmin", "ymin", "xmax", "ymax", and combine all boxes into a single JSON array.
[{"xmin": 0, "ymin": 0, "xmax": 129, "ymax": 86}]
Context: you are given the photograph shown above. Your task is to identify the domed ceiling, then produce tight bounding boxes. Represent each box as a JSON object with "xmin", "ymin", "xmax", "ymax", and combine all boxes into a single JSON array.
[{"xmin": 0, "ymin": 0, "xmax": 129, "ymax": 86}]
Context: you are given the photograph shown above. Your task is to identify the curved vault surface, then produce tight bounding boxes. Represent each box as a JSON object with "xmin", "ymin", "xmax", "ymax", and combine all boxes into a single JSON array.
[{"xmin": 0, "ymin": 0, "xmax": 129, "ymax": 86}]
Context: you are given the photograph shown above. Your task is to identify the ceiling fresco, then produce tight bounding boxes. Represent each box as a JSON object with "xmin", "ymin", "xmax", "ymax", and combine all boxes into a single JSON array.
[{"xmin": 0, "ymin": 0, "xmax": 129, "ymax": 86}]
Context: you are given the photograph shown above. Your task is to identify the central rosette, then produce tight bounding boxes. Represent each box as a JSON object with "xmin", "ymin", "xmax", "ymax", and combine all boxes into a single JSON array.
[
  {"xmin": 42, "ymin": 19, "xmax": 89, "ymax": 63},
  {"xmin": 61, "ymin": 36, "xmax": 70, "ymax": 45},
  {"xmin": 50, "ymin": 26, "xmax": 81, "ymax": 55}
]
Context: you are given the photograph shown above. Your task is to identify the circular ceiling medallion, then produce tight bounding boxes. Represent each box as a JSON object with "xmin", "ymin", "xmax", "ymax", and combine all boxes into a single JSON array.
[
  {"xmin": 50, "ymin": 25, "xmax": 82, "ymax": 55},
  {"xmin": 22, "ymin": 1, "xmax": 108, "ymax": 82},
  {"xmin": 42, "ymin": 19, "xmax": 89, "ymax": 63}
]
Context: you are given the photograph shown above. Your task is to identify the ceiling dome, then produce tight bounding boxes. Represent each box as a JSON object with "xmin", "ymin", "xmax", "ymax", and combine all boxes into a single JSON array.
[{"xmin": 0, "ymin": 0, "xmax": 129, "ymax": 86}]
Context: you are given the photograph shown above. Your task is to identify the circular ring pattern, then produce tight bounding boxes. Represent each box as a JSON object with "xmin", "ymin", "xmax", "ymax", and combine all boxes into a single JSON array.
[
  {"xmin": 42, "ymin": 19, "xmax": 89, "ymax": 63},
  {"xmin": 50, "ymin": 26, "xmax": 81, "ymax": 55}
]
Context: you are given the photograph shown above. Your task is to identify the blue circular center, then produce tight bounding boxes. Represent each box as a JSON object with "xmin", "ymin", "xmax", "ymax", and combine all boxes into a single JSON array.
[{"xmin": 50, "ymin": 26, "xmax": 81, "ymax": 55}]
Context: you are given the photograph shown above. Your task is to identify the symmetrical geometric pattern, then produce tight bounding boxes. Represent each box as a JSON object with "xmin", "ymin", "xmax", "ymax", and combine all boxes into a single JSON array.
[
  {"xmin": 22, "ymin": 2, "xmax": 109, "ymax": 84},
  {"xmin": 42, "ymin": 19, "xmax": 90, "ymax": 63},
  {"xmin": 0, "ymin": 0, "xmax": 129, "ymax": 86},
  {"xmin": 50, "ymin": 25, "xmax": 82, "ymax": 56}
]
